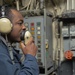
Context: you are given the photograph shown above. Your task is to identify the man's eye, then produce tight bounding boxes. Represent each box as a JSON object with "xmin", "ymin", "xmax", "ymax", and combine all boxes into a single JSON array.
[
  {"xmin": 18, "ymin": 22, "xmax": 23, "ymax": 25},
  {"xmin": 17, "ymin": 20, "xmax": 23, "ymax": 25}
]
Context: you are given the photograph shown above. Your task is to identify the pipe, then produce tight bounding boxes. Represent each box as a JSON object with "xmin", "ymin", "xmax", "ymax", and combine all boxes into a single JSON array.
[
  {"xmin": 72, "ymin": 0, "xmax": 74, "ymax": 9},
  {"xmin": 40, "ymin": 0, "xmax": 44, "ymax": 9},
  {"xmin": 67, "ymin": 0, "xmax": 70, "ymax": 10},
  {"xmin": 16, "ymin": 0, "xmax": 19, "ymax": 10}
]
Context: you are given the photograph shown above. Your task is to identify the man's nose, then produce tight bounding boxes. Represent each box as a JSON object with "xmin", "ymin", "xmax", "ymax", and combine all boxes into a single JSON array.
[{"xmin": 22, "ymin": 24, "xmax": 26, "ymax": 30}]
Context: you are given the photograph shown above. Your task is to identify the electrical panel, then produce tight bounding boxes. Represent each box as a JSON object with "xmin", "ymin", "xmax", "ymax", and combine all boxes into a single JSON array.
[
  {"xmin": 24, "ymin": 15, "xmax": 54, "ymax": 75},
  {"xmin": 58, "ymin": 12, "xmax": 75, "ymax": 75},
  {"xmin": 57, "ymin": 23, "xmax": 75, "ymax": 75},
  {"xmin": 62, "ymin": 24, "xmax": 75, "ymax": 51}
]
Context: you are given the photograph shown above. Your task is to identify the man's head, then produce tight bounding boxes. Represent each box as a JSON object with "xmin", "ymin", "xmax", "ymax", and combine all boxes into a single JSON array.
[{"xmin": 0, "ymin": 7, "xmax": 26, "ymax": 43}]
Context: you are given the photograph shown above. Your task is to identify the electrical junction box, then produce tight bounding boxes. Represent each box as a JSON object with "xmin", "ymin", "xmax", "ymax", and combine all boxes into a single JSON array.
[{"xmin": 24, "ymin": 15, "xmax": 54, "ymax": 75}]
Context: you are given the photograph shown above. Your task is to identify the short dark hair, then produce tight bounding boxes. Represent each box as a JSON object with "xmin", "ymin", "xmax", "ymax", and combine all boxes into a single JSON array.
[{"xmin": 0, "ymin": 6, "xmax": 17, "ymax": 22}]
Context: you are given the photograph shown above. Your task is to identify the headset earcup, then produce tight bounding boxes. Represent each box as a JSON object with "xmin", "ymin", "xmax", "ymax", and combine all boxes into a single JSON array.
[{"xmin": 0, "ymin": 18, "xmax": 12, "ymax": 34}]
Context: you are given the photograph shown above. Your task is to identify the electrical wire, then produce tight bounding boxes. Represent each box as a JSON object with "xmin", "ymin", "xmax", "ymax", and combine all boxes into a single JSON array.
[{"xmin": 26, "ymin": 0, "xmax": 31, "ymax": 10}]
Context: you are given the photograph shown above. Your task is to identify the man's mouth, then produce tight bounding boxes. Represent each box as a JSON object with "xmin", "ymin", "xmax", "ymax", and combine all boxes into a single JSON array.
[{"xmin": 20, "ymin": 30, "xmax": 26, "ymax": 40}]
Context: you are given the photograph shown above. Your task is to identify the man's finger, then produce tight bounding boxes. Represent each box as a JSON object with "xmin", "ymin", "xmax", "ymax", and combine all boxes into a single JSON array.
[
  {"xmin": 20, "ymin": 42, "xmax": 26, "ymax": 50},
  {"xmin": 26, "ymin": 37, "xmax": 34, "ymax": 45}
]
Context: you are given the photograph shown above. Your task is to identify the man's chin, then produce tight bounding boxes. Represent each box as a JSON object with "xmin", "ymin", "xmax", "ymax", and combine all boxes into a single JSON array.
[
  {"xmin": 17, "ymin": 39, "xmax": 21, "ymax": 42},
  {"xmin": 13, "ymin": 38, "xmax": 21, "ymax": 43}
]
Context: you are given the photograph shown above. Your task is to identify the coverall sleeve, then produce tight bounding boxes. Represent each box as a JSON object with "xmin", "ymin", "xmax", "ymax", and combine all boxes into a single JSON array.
[
  {"xmin": 0, "ymin": 53, "xmax": 39, "ymax": 75},
  {"xmin": 19, "ymin": 54, "xmax": 39, "ymax": 75}
]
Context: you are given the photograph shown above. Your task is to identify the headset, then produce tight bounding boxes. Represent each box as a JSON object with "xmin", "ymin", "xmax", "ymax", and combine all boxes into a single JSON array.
[
  {"xmin": 0, "ymin": 6, "xmax": 12, "ymax": 34},
  {"xmin": 0, "ymin": 6, "xmax": 32, "ymax": 44}
]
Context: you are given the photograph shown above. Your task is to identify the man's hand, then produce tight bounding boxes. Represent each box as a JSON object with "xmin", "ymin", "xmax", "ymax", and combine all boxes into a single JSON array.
[{"xmin": 20, "ymin": 37, "xmax": 38, "ymax": 56}]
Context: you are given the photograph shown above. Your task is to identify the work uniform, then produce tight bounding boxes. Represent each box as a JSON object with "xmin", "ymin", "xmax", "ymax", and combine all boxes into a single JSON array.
[{"xmin": 0, "ymin": 36, "xmax": 39, "ymax": 75}]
